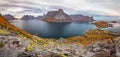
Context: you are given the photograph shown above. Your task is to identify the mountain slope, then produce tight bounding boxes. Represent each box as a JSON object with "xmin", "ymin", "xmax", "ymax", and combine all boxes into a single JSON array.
[
  {"xmin": 0, "ymin": 14, "xmax": 31, "ymax": 38},
  {"xmin": 0, "ymin": 14, "xmax": 46, "ymax": 44}
]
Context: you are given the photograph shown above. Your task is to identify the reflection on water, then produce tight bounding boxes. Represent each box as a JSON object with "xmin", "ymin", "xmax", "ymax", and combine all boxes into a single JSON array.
[{"xmin": 12, "ymin": 19, "xmax": 97, "ymax": 38}]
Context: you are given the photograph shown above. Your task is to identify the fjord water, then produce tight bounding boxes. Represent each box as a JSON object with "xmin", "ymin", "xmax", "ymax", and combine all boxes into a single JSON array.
[{"xmin": 11, "ymin": 19, "xmax": 96, "ymax": 38}]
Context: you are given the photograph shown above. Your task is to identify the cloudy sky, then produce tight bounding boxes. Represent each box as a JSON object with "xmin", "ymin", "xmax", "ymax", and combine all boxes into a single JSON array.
[{"xmin": 0, "ymin": 0, "xmax": 120, "ymax": 20}]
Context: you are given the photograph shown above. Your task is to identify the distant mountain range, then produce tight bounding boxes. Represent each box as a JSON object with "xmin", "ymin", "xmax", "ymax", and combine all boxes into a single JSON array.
[
  {"xmin": 3, "ymin": 9, "xmax": 95, "ymax": 22},
  {"xmin": 21, "ymin": 15, "xmax": 36, "ymax": 20},
  {"xmin": 21, "ymin": 15, "xmax": 44, "ymax": 20},
  {"xmin": 3, "ymin": 14, "xmax": 43, "ymax": 20},
  {"xmin": 3, "ymin": 14, "xmax": 17, "ymax": 20},
  {"xmin": 70, "ymin": 14, "xmax": 94, "ymax": 22}
]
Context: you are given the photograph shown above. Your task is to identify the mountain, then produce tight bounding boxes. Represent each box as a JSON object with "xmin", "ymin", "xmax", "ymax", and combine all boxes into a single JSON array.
[
  {"xmin": 3, "ymin": 14, "xmax": 16, "ymax": 20},
  {"xmin": 21, "ymin": 15, "xmax": 37, "ymax": 20},
  {"xmin": 43, "ymin": 9, "xmax": 94, "ymax": 22},
  {"xmin": 43, "ymin": 9, "xmax": 72, "ymax": 22},
  {"xmin": 70, "ymin": 14, "xmax": 94, "ymax": 22}
]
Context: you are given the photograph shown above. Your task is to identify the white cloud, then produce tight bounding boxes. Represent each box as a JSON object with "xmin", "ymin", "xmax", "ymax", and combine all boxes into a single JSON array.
[
  {"xmin": 0, "ymin": 0, "xmax": 120, "ymax": 19},
  {"xmin": 6, "ymin": 7, "xmax": 24, "ymax": 12}
]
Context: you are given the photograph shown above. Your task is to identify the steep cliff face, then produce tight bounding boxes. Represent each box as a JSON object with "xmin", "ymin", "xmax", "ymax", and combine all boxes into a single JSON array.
[
  {"xmin": 70, "ymin": 14, "xmax": 94, "ymax": 22},
  {"xmin": 43, "ymin": 9, "xmax": 72, "ymax": 22}
]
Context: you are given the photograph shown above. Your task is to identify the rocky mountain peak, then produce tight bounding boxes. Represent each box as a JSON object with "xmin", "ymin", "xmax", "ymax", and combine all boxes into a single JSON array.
[{"xmin": 43, "ymin": 9, "xmax": 72, "ymax": 22}]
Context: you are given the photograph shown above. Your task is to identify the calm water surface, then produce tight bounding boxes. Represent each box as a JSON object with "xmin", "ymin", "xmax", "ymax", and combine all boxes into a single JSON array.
[{"xmin": 11, "ymin": 19, "xmax": 120, "ymax": 38}]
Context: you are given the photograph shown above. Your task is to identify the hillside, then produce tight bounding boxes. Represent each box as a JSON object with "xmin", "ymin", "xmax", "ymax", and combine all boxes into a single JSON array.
[
  {"xmin": 0, "ymin": 14, "xmax": 47, "ymax": 44},
  {"xmin": 0, "ymin": 13, "xmax": 120, "ymax": 57}
]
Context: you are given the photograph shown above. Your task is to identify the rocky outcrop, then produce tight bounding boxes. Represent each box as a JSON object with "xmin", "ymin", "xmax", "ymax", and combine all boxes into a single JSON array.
[
  {"xmin": 43, "ymin": 9, "xmax": 72, "ymax": 22},
  {"xmin": 0, "ymin": 35, "xmax": 120, "ymax": 57},
  {"xmin": 3, "ymin": 14, "xmax": 16, "ymax": 20},
  {"xmin": 0, "ymin": 36, "xmax": 28, "ymax": 57},
  {"xmin": 70, "ymin": 14, "xmax": 94, "ymax": 22}
]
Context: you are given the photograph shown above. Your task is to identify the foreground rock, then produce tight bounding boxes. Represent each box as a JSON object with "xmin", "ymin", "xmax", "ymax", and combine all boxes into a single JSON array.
[
  {"xmin": 0, "ymin": 36, "xmax": 27, "ymax": 57},
  {"xmin": 0, "ymin": 35, "xmax": 120, "ymax": 57}
]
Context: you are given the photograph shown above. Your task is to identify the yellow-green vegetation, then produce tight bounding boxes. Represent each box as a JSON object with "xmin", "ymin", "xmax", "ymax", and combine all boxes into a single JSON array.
[
  {"xmin": 0, "ymin": 14, "xmax": 48, "ymax": 51},
  {"xmin": 26, "ymin": 38, "xmax": 58, "ymax": 52},
  {"xmin": 85, "ymin": 29, "xmax": 111, "ymax": 35},
  {"xmin": 0, "ymin": 29, "xmax": 10, "ymax": 35},
  {"xmin": 0, "ymin": 43, "xmax": 4, "ymax": 48},
  {"xmin": 0, "ymin": 14, "xmax": 47, "ymax": 43},
  {"xmin": 60, "ymin": 53, "xmax": 67, "ymax": 57},
  {"xmin": 66, "ymin": 29, "xmax": 115, "ymax": 46},
  {"xmin": 26, "ymin": 41, "xmax": 37, "ymax": 51}
]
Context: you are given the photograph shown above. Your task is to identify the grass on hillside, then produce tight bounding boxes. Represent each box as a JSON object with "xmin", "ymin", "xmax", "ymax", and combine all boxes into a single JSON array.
[
  {"xmin": 0, "ymin": 29, "xmax": 10, "ymax": 35},
  {"xmin": 66, "ymin": 29, "xmax": 116, "ymax": 46},
  {"xmin": 0, "ymin": 14, "xmax": 47, "ymax": 45}
]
